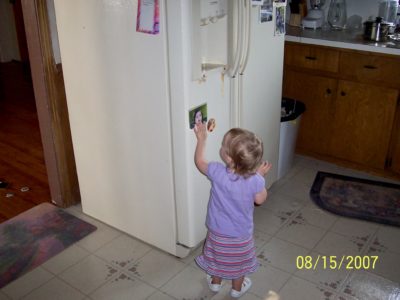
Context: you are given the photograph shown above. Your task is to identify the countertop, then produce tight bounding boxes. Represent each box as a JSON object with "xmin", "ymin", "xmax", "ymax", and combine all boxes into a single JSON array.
[{"xmin": 285, "ymin": 25, "xmax": 400, "ymax": 56}]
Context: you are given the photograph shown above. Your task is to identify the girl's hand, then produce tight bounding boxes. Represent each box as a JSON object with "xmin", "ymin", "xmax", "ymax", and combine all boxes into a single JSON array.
[
  {"xmin": 257, "ymin": 161, "xmax": 272, "ymax": 177},
  {"xmin": 194, "ymin": 122, "xmax": 208, "ymax": 175},
  {"xmin": 194, "ymin": 122, "xmax": 207, "ymax": 142}
]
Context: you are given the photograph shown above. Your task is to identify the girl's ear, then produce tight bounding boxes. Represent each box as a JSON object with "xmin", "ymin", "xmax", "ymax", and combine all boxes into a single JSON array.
[{"xmin": 226, "ymin": 155, "xmax": 234, "ymax": 168}]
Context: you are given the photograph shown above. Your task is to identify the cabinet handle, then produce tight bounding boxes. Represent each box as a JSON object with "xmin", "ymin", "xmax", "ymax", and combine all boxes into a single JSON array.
[
  {"xmin": 305, "ymin": 56, "xmax": 317, "ymax": 60},
  {"xmin": 340, "ymin": 91, "xmax": 346, "ymax": 96},
  {"xmin": 326, "ymin": 88, "xmax": 332, "ymax": 94},
  {"xmin": 363, "ymin": 65, "xmax": 377, "ymax": 69}
]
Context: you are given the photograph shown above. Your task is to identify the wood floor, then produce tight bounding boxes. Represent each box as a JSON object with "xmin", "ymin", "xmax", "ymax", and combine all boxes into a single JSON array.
[{"xmin": 0, "ymin": 61, "xmax": 51, "ymax": 223}]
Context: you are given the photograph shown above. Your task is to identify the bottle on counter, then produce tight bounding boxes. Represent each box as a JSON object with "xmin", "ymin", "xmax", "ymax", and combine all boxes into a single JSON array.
[
  {"xmin": 396, "ymin": 1, "xmax": 400, "ymax": 33},
  {"xmin": 327, "ymin": 0, "xmax": 347, "ymax": 30},
  {"xmin": 378, "ymin": 0, "xmax": 398, "ymax": 23}
]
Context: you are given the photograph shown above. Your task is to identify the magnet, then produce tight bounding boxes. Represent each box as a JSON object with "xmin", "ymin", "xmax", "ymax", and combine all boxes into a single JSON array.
[
  {"xmin": 189, "ymin": 103, "xmax": 207, "ymax": 129},
  {"xmin": 207, "ymin": 118, "xmax": 216, "ymax": 132}
]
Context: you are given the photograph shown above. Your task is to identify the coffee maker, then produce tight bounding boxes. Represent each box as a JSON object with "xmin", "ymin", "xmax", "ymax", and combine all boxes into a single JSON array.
[{"xmin": 302, "ymin": 0, "xmax": 326, "ymax": 29}]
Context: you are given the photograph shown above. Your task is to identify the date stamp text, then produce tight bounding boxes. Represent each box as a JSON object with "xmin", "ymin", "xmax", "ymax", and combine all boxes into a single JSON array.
[{"xmin": 296, "ymin": 255, "xmax": 379, "ymax": 270}]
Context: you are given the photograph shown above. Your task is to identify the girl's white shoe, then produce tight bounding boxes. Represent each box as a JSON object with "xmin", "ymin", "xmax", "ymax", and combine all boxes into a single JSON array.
[
  {"xmin": 207, "ymin": 275, "xmax": 222, "ymax": 292},
  {"xmin": 230, "ymin": 277, "xmax": 252, "ymax": 298}
]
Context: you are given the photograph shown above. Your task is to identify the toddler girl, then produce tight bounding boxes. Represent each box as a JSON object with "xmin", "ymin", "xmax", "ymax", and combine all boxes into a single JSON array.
[{"xmin": 193, "ymin": 123, "xmax": 271, "ymax": 298}]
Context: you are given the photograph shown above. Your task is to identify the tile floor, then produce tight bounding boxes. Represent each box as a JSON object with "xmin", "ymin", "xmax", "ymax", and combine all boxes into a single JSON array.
[{"xmin": 1, "ymin": 155, "xmax": 400, "ymax": 300}]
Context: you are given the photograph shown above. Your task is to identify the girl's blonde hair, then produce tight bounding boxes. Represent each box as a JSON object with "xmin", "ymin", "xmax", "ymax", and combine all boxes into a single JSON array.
[{"xmin": 223, "ymin": 128, "xmax": 263, "ymax": 178}]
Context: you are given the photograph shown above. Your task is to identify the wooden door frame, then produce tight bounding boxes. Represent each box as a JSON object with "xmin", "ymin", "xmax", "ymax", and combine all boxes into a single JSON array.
[{"xmin": 21, "ymin": 0, "xmax": 80, "ymax": 207}]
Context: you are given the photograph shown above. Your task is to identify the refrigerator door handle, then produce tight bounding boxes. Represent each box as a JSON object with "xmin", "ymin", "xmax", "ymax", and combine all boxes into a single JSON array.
[
  {"xmin": 239, "ymin": 0, "xmax": 251, "ymax": 75},
  {"xmin": 228, "ymin": 0, "xmax": 244, "ymax": 78}
]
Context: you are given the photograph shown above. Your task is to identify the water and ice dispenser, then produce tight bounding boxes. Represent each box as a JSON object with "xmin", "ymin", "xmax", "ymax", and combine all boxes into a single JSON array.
[{"xmin": 191, "ymin": 0, "xmax": 228, "ymax": 80}]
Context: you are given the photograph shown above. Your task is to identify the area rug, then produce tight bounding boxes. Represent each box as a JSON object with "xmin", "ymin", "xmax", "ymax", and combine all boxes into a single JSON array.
[
  {"xmin": 310, "ymin": 172, "xmax": 400, "ymax": 227},
  {"xmin": 0, "ymin": 203, "xmax": 97, "ymax": 288}
]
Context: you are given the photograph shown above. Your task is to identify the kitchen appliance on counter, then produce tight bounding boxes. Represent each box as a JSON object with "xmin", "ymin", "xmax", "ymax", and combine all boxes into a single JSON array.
[
  {"xmin": 302, "ymin": 0, "xmax": 326, "ymax": 29},
  {"xmin": 378, "ymin": 0, "xmax": 399, "ymax": 24},
  {"xmin": 364, "ymin": 17, "xmax": 396, "ymax": 41},
  {"xmin": 54, "ymin": 0, "xmax": 284, "ymax": 257},
  {"xmin": 327, "ymin": 0, "xmax": 347, "ymax": 30}
]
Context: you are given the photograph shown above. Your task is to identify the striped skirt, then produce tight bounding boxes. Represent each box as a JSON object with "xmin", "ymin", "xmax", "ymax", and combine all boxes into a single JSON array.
[{"xmin": 195, "ymin": 230, "xmax": 258, "ymax": 280}]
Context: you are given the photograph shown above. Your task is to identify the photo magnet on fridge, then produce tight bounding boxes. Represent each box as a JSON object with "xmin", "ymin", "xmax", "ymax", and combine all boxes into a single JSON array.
[
  {"xmin": 260, "ymin": 0, "xmax": 273, "ymax": 23},
  {"xmin": 189, "ymin": 103, "xmax": 207, "ymax": 129},
  {"xmin": 274, "ymin": 4, "xmax": 286, "ymax": 35},
  {"xmin": 252, "ymin": 0, "xmax": 263, "ymax": 5}
]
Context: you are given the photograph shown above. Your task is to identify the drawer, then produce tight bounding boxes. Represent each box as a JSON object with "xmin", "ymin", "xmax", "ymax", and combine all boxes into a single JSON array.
[
  {"xmin": 340, "ymin": 52, "xmax": 400, "ymax": 88},
  {"xmin": 284, "ymin": 43, "xmax": 339, "ymax": 73}
]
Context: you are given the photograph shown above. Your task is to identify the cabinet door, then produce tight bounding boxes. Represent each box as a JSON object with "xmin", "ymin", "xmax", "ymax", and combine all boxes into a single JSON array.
[
  {"xmin": 389, "ymin": 106, "xmax": 400, "ymax": 174},
  {"xmin": 330, "ymin": 80, "xmax": 398, "ymax": 169},
  {"xmin": 285, "ymin": 43, "xmax": 339, "ymax": 73},
  {"xmin": 340, "ymin": 51, "xmax": 400, "ymax": 89},
  {"xmin": 283, "ymin": 70, "xmax": 337, "ymax": 155}
]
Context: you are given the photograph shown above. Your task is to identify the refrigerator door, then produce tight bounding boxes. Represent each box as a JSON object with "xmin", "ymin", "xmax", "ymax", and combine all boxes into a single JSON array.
[
  {"xmin": 54, "ymin": 0, "xmax": 181, "ymax": 255},
  {"xmin": 238, "ymin": 3, "xmax": 284, "ymax": 186},
  {"xmin": 166, "ymin": 1, "xmax": 231, "ymax": 249}
]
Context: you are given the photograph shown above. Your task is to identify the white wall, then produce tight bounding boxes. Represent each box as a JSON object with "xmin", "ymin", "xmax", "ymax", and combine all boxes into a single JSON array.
[
  {"xmin": 0, "ymin": 0, "xmax": 61, "ymax": 63},
  {"xmin": 47, "ymin": 0, "xmax": 61, "ymax": 64},
  {"xmin": 303, "ymin": 0, "xmax": 381, "ymax": 23},
  {"xmin": 0, "ymin": 0, "xmax": 20, "ymax": 62}
]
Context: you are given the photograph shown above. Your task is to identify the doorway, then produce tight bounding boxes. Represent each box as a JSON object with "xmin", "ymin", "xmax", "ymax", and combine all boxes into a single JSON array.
[
  {"xmin": 0, "ymin": 1, "xmax": 51, "ymax": 222},
  {"xmin": 0, "ymin": 0, "xmax": 80, "ymax": 222}
]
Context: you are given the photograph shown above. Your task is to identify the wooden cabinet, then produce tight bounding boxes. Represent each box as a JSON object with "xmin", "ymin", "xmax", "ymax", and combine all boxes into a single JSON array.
[
  {"xmin": 389, "ymin": 106, "xmax": 400, "ymax": 174},
  {"xmin": 339, "ymin": 52, "xmax": 400, "ymax": 89},
  {"xmin": 283, "ymin": 70, "xmax": 337, "ymax": 155},
  {"xmin": 284, "ymin": 43, "xmax": 339, "ymax": 73},
  {"xmin": 329, "ymin": 80, "xmax": 398, "ymax": 169},
  {"xmin": 283, "ymin": 42, "xmax": 400, "ymax": 176}
]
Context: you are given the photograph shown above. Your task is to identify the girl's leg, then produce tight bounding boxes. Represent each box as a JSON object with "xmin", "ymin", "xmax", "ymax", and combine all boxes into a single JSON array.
[
  {"xmin": 232, "ymin": 276, "xmax": 244, "ymax": 291},
  {"xmin": 230, "ymin": 277, "xmax": 252, "ymax": 298},
  {"xmin": 211, "ymin": 276, "xmax": 222, "ymax": 285},
  {"xmin": 207, "ymin": 274, "xmax": 222, "ymax": 292}
]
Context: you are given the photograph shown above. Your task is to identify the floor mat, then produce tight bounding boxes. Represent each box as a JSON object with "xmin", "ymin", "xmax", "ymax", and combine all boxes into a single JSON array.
[
  {"xmin": 0, "ymin": 203, "xmax": 96, "ymax": 288},
  {"xmin": 310, "ymin": 172, "xmax": 400, "ymax": 227}
]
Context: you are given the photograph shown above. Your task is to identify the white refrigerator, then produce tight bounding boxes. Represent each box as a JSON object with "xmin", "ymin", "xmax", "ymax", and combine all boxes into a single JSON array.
[{"xmin": 54, "ymin": 0, "xmax": 284, "ymax": 257}]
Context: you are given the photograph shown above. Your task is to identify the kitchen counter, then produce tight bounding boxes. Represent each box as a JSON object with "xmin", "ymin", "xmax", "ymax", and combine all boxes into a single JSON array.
[{"xmin": 285, "ymin": 25, "xmax": 400, "ymax": 56}]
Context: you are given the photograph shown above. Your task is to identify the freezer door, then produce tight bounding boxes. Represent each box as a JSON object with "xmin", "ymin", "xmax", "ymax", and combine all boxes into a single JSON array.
[{"xmin": 54, "ymin": 0, "xmax": 180, "ymax": 255}]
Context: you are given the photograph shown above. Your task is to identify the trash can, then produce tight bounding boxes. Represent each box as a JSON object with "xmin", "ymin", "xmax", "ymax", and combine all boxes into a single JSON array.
[{"xmin": 277, "ymin": 98, "xmax": 306, "ymax": 180}]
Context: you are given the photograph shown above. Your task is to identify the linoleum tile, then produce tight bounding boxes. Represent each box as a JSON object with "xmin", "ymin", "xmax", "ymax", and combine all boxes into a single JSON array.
[
  {"xmin": 294, "ymin": 250, "xmax": 352, "ymax": 292},
  {"xmin": 330, "ymin": 218, "xmax": 379, "ymax": 241},
  {"xmin": 279, "ymin": 276, "xmax": 337, "ymax": 300},
  {"xmin": 249, "ymin": 264, "xmax": 291, "ymax": 299},
  {"xmin": 340, "ymin": 270, "xmax": 400, "ymax": 300},
  {"xmin": 257, "ymin": 237, "xmax": 309, "ymax": 273},
  {"xmin": 276, "ymin": 215, "xmax": 327, "ymax": 249},
  {"xmin": 297, "ymin": 206, "xmax": 338, "ymax": 230},
  {"xmin": 314, "ymin": 232, "xmax": 367, "ymax": 257},
  {"xmin": 41, "ymin": 244, "xmax": 90, "ymax": 275},
  {"xmin": 1, "ymin": 267, "xmax": 53, "ymax": 300},
  {"xmin": 160, "ymin": 265, "xmax": 216, "ymax": 300},
  {"xmin": 21, "ymin": 278, "xmax": 85, "ymax": 300},
  {"xmin": 94, "ymin": 234, "xmax": 152, "ymax": 269},
  {"xmin": 146, "ymin": 291, "xmax": 176, "ymax": 300},
  {"xmin": 365, "ymin": 248, "xmax": 400, "ymax": 283},
  {"xmin": 58, "ymin": 255, "xmax": 118, "ymax": 295},
  {"xmin": 254, "ymin": 209, "xmax": 291, "ymax": 235},
  {"xmin": 262, "ymin": 192, "xmax": 306, "ymax": 216},
  {"xmin": 371, "ymin": 225, "xmax": 400, "ymax": 254},
  {"xmin": 89, "ymin": 273, "xmax": 155, "ymax": 300},
  {"xmin": 125, "ymin": 249, "xmax": 186, "ymax": 288}
]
